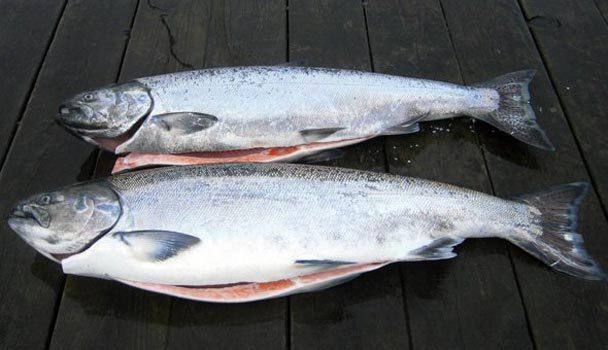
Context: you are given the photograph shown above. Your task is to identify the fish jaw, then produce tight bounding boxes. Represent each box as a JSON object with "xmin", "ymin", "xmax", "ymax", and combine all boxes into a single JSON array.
[
  {"xmin": 115, "ymin": 262, "xmax": 388, "ymax": 303},
  {"xmin": 111, "ymin": 137, "xmax": 372, "ymax": 173}
]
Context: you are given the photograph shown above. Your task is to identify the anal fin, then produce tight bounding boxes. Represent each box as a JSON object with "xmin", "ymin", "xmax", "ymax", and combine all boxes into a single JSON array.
[
  {"xmin": 116, "ymin": 262, "xmax": 389, "ymax": 303},
  {"xmin": 408, "ymin": 236, "xmax": 464, "ymax": 261},
  {"xmin": 381, "ymin": 123, "xmax": 420, "ymax": 136}
]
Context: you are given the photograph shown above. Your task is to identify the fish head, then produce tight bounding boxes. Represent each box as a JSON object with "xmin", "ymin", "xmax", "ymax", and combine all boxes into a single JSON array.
[
  {"xmin": 56, "ymin": 81, "xmax": 153, "ymax": 150},
  {"xmin": 7, "ymin": 182, "xmax": 121, "ymax": 262}
]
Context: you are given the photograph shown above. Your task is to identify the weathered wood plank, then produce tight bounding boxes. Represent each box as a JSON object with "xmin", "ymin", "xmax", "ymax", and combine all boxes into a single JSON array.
[
  {"xmin": 164, "ymin": 1, "xmax": 288, "ymax": 349},
  {"xmin": 0, "ymin": 1, "xmax": 138, "ymax": 349},
  {"xmin": 440, "ymin": 0, "xmax": 608, "ymax": 348},
  {"xmin": 50, "ymin": 1, "xmax": 288, "ymax": 349},
  {"xmin": 593, "ymin": 0, "xmax": 608, "ymax": 23},
  {"xmin": 288, "ymin": 1, "xmax": 410, "ymax": 349},
  {"xmin": 521, "ymin": 0, "xmax": 608, "ymax": 211},
  {"xmin": 365, "ymin": 0, "xmax": 533, "ymax": 348},
  {"xmin": 0, "ymin": 0, "xmax": 66, "ymax": 165}
]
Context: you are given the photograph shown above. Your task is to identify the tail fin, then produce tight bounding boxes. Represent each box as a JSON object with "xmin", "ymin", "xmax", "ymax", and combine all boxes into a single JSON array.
[
  {"xmin": 473, "ymin": 70, "xmax": 555, "ymax": 151},
  {"xmin": 508, "ymin": 182, "xmax": 606, "ymax": 280}
]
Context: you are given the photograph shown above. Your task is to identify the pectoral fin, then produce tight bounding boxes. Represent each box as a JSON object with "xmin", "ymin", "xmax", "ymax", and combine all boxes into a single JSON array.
[
  {"xmin": 150, "ymin": 112, "xmax": 218, "ymax": 135},
  {"xmin": 116, "ymin": 262, "xmax": 389, "ymax": 303},
  {"xmin": 112, "ymin": 230, "xmax": 201, "ymax": 262}
]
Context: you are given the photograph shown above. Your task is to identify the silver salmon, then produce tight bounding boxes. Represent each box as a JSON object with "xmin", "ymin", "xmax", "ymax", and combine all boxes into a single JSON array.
[
  {"xmin": 56, "ymin": 66, "xmax": 553, "ymax": 173},
  {"xmin": 7, "ymin": 164, "xmax": 604, "ymax": 303}
]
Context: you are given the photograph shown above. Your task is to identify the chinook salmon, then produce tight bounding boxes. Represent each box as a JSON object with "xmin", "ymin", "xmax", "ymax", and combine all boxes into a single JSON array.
[
  {"xmin": 56, "ymin": 66, "xmax": 553, "ymax": 173},
  {"xmin": 7, "ymin": 164, "xmax": 604, "ymax": 303}
]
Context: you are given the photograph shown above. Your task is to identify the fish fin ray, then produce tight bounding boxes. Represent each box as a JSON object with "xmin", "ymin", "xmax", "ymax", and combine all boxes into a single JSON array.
[
  {"xmin": 381, "ymin": 123, "xmax": 420, "ymax": 136},
  {"xmin": 294, "ymin": 259, "xmax": 356, "ymax": 266},
  {"xmin": 472, "ymin": 70, "xmax": 554, "ymax": 150},
  {"xmin": 380, "ymin": 111, "xmax": 429, "ymax": 136},
  {"xmin": 150, "ymin": 112, "xmax": 218, "ymax": 135},
  {"xmin": 299, "ymin": 127, "xmax": 346, "ymax": 143},
  {"xmin": 408, "ymin": 236, "xmax": 464, "ymax": 261},
  {"xmin": 510, "ymin": 183, "xmax": 606, "ymax": 280},
  {"xmin": 112, "ymin": 230, "xmax": 200, "ymax": 262}
]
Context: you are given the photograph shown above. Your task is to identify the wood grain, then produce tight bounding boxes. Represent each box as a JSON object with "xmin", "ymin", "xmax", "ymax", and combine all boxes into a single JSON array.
[
  {"xmin": 288, "ymin": 1, "xmax": 410, "ymax": 349},
  {"xmin": 366, "ymin": 0, "xmax": 533, "ymax": 348},
  {"xmin": 440, "ymin": 0, "xmax": 608, "ymax": 348}
]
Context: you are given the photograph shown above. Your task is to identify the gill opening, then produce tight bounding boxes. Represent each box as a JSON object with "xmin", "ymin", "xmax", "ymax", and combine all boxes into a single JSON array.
[{"xmin": 51, "ymin": 182, "xmax": 124, "ymax": 261}]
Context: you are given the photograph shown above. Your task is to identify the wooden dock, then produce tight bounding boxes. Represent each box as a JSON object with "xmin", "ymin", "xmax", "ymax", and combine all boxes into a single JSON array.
[{"xmin": 0, "ymin": 0, "xmax": 607, "ymax": 349}]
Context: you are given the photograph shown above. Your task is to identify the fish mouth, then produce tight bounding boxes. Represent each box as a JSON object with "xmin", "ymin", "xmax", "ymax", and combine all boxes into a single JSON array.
[
  {"xmin": 57, "ymin": 102, "xmax": 149, "ymax": 153},
  {"xmin": 56, "ymin": 103, "xmax": 105, "ymax": 131},
  {"xmin": 9, "ymin": 205, "xmax": 50, "ymax": 228}
]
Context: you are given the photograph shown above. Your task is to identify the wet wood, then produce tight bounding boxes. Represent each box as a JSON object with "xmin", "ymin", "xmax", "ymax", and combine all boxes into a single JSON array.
[
  {"xmin": 288, "ymin": 1, "xmax": 410, "ymax": 349},
  {"xmin": 1, "ymin": 0, "xmax": 606, "ymax": 348},
  {"xmin": 50, "ymin": 1, "xmax": 288, "ymax": 350},
  {"xmin": 440, "ymin": 0, "xmax": 608, "ymax": 348},
  {"xmin": 520, "ymin": 0, "xmax": 608, "ymax": 213},
  {"xmin": 0, "ymin": 0, "xmax": 138, "ymax": 348},
  {"xmin": 365, "ymin": 0, "xmax": 533, "ymax": 348},
  {"xmin": 0, "ymin": 0, "xmax": 66, "ymax": 164}
]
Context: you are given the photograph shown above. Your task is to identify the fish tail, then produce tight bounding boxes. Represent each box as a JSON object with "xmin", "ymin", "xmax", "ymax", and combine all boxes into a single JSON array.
[
  {"xmin": 508, "ymin": 182, "xmax": 606, "ymax": 280},
  {"xmin": 473, "ymin": 70, "xmax": 555, "ymax": 150}
]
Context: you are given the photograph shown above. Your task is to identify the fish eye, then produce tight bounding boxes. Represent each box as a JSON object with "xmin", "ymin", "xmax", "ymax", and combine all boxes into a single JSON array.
[
  {"xmin": 83, "ymin": 94, "xmax": 95, "ymax": 101},
  {"xmin": 38, "ymin": 194, "xmax": 52, "ymax": 205}
]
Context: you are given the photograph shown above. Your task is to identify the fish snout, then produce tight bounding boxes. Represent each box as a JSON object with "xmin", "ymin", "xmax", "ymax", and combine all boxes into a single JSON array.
[
  {"xmin": 57, "ymin": 102, "xmax": 88, "ymax": 127},
  {"xmin": 9, "ymin": 202, "xmax": 51, "ymax": 228},
  {"xmin": 56, "ymin": 102, "xmax": 108, "ymax": 137}
]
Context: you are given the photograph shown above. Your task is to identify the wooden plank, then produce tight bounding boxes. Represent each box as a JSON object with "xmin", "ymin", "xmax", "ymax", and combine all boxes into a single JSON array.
[
  {"xmin": 0, "ymin": 1, "xmax": 139, "ymax": 349},
  {"xmin": 593, "ymin": 0, "xmax": 608, "ymax": 23},
  {"xmin": 50, "ymin": 1, "xmax": 288, "ymax": 349},
  {"xmin": 0, "ymin": 0, "xmax": 66, "ymax": 164},
  {"xmin": 365, "ymin": 0, "xmax": 533, "ymax": 348},
  {"xmin": 521, "ymin": 0, "xmax": 608, "ymax": 211},
  {"xmin": 288, "ymin": 1, "xmax": 410, "ymax": 349},
  {"xmin": 440, "ymin": 0, "xmax": 608, "ymax": 348},
  {"xmin": 163, "ymin": 1, "xmax": 288, "ymax": 349}
]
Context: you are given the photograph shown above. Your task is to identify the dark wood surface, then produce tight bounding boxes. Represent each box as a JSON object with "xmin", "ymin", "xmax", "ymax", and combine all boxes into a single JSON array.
[
  {"xmin": 0, "ymin": 0, "xmax": 606, "ymax": 349},
  {"xmin": 367, "ymin": 1, "xmax": 533, "ymax": 348}
]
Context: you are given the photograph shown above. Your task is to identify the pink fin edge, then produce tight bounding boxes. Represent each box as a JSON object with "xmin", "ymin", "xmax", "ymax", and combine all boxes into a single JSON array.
[
  {"xmin": 111, "ymin": 137, "xmax": 373, "ymax": 174},
  {"xmin": 116, "ymin": 262, "xmax": 389, "ymax": 303}
]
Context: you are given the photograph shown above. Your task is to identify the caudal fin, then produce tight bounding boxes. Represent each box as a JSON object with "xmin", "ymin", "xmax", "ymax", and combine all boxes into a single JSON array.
[
  {"xmin": 508, "ymin": 183, "xmax": 606, "ymax": 280},
  {"xmin": 474, "ymin": 70, "xmax": 555, "ymax": 151}
]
